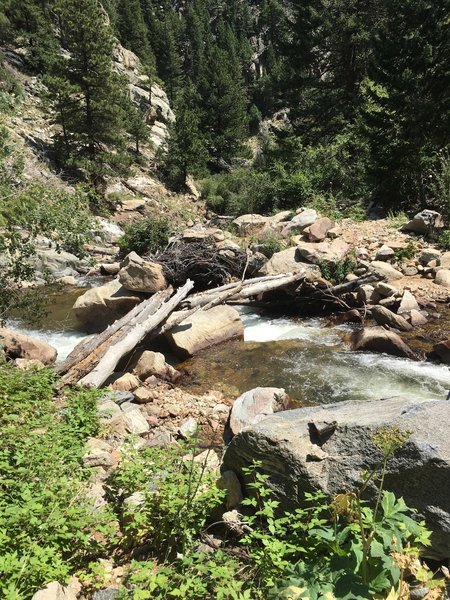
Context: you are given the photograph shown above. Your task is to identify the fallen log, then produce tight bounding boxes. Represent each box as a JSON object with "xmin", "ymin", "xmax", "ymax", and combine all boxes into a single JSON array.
[
  {"xmin": 79, "ymin": 279, "xmax": 194, "ymax": 388},
  {"xmin": 59, "ymin": 289, "xmax": 173, "ymax": 387},
  {"xmin": 318, "ymin": 271, "xmax": 383, "ymax": 296},
  {"xmin": 57, "ymin": 291, "xmax": 172, "ymax": 376},
  {"xmin": 180, "ymin": 272, "xmax": 292, "ymax": 308},
  {"xmin": 184, "ymin": 272, "xmax": 305, "ymax": 309}
]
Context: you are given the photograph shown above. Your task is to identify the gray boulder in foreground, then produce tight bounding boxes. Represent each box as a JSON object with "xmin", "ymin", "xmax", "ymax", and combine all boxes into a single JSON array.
[{"xmin": 222, "ymin": 396, "xmax": 450, "ymax": 558}]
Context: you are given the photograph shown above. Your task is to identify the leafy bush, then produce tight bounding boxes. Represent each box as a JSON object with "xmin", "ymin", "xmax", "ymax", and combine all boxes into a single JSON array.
[
  {"xmin": 394, "ymin": 240, "xmax": 418, "ymax": 262},
  {"xmin": 437, "ymin": 230, "xmax": 450, "ymax": 250},
  {"xmin": 0, "ymin": 363, "xmax": 113, "ymax": 599},
  {"xmin": 118, "ymin": 216, "xmax": 170, "ymax": 256},
  {"xmin": 241, "ymin": 428, "xmax": 444, "ymax": 599},
  {"xmin": 0, "ymin": 57, "xmax": 23, "ymax": 113},
  {"xmin": 319, "ymin": 254, "xmax": 358, "ymax": 284},
  {"xmin": 107, "ymin": 441, "xmax": 224, "ymax": 558},
  {"xmin": 1, "ymin": 184, "xmax": 97, "ymax": 256},
  {"xmin": 253, "ymin": 230, "xmax": 283, "ymax": 258}
]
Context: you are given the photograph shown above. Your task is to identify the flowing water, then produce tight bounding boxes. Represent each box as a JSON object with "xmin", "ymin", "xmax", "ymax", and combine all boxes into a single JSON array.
[
  {"xmin": 178, "ymin": 307, "xmax": 450, "ymax": 405},
  {"xmin": 7, "ymin": 285, "xmax": 90, "ymax": 362},
  {"xmin": 10, "ymin": 288, "xmax": 450, "ymax": 405}
]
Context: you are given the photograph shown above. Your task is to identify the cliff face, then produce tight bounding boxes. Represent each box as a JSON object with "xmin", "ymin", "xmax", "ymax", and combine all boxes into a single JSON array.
[
  {"xmin": 1, "ymin": 41, "xmax": 174, "ymax": 194},
  {"xmin": 114, "ymin": 43, "xmax": 174, "ymax": 149}
]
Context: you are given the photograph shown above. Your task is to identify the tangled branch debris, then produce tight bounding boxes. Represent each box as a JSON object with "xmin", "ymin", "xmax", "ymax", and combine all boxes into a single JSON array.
[{"xmin": 151, "ymin": 238, "xmax": 248, "ymax": 290}]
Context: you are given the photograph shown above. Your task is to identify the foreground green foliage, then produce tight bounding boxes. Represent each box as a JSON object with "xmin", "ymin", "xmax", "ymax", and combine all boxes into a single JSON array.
[
  {"xmin": 0, "ymin": 363, "xmax": 112, "ymax": 599},
  {"xmin": 118, "ymin": 216, "xmax": 170, "ymax": 256},
  {"xmin": 0, "ymin": 366, "xmax": 446, "ymax": 599}
]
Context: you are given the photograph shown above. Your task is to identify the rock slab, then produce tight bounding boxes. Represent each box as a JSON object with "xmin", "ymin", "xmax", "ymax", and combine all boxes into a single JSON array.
[
  {"xmin": 165, "ymin": 305, "xmax": 244, "ymax": 358},
  {"xmin": 119, "ymin": 251, "xmax": 167, "ymax": 293},
  {"xmin": 0, "ymin": 327, "xmax": 57, "ymax": 365},
  {"xmin": 223, "ymin": 396, "xmax": 450, "ymax": 558},
  {"xmin": 229, "ymin": 387, "xmax": 289, "ymax": 437},
  {"xmin": 73, "ymin": 279, "xmax": 144, "ymax": 333}
]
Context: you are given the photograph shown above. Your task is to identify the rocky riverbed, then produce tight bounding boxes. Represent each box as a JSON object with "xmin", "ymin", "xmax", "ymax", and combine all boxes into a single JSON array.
[{"xmin": 3, "ymin": 205, "xmax": 450, "ymax": 581}]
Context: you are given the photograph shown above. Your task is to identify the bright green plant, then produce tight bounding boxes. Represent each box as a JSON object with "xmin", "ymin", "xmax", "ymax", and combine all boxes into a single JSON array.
[
  {"xmin": 342, "ymin": 203, "xmax": 367, "ymax": 222},
  {"xmin": 240, "ymin": 427, "xmax": 444, "ymax": 600},
  {"xmin": 119, "ymin": 553, "xmax": 251, "ymax": 600},
  {"xmin": 386, "ymin": 210, "xmax": 409, "ymax": 229},
  {"xmin": 437, "ymin": 230, "xmax": 450, "ymax": 250},
  {"xmin": 319, "ymin": 253, "xmax": 358, "ymax": 284},
  {"xmin": 118, "ymin": 216, "xmax": 170, "ymax": 256},
  {"xmin": 0, "ymin": 363, "xmax": 114, "ymax": 599},
  {"xmin": 1, "ymin": 184, "xmax": 97, "ymax": 256},
  {"xmin": 106, "ymin": 440, "xmax": 225, "ymax": 558},
  {"xmin": 394, "ymin": 240, "xmax": 418, "ymax": 262}
]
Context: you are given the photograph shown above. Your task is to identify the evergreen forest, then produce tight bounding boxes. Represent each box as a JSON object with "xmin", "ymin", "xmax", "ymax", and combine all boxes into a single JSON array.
[{"xmin": 0, "ymin": 0, "xmax": 449, "ymax": 216}]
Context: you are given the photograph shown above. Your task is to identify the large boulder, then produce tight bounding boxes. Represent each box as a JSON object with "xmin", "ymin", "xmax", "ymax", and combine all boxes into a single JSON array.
[
  {"xmin": 0, "ymin": 327, "xmax": 57, "ymax": 365},
  {"xmin": 232, "ymin": 214, "xmax": 269, "ymax": 236},
  {"xmin": 134, "ymin": 350, "xmax": 180, "ymax": 383},
  {"xmin": 229, "ymin": 387, "xmax": 289, "ymax": 437},
  {"xmin": 259, "ymin": 247, "xmax": 320, "ymax": 277},
  {"xmin": 281, "ymin": 209, "xmax": 318, "ymax": 236},
  {"xmin": 118, "ymin": 252, "xmax": 167, "ymax": 293},
  {"xmin": 401, "ymin": 210, "xmax": 444, "ymax": 235},
  {"xmin": 73, "ymin": 279, "xmax": 144, "ymax": 333},
  {"xmin": 351, "ymin": 326, "xmax": 416, "ymax": 359},
  {"xmin": 435, "ymin": 269, "xmax": 450, "ymax": 288},
  {"xmin": 296, "ymin": 239, "xmax": 351, "ymax": 265},
  {"xmin": 165, "ymin": 305, "xmax": 244, "ymax": 358},
  {"xmin": 369, "ymin": 261, "xmax": 403, "ymax": 281},
  {"xmin": 31, "ymin": 247, "xmax": 82, "ymax": 278},
  {"xmin": 370, "ymin": 305, "xmax": 413, "ymax": 331},
  {"xmin": 433, "ymin": 339, "xmax": 450, "ymax": 364},
  {"xmin": 223, "ymin": 396, "xmax": 450, "ymax": 557},
  {"xmin": 397, "ymin": 289, "xmax": 420, "ymax": 314},
  {"xmin": 307, "ymin": 217, "xmax": 335, "ymax": 242}
]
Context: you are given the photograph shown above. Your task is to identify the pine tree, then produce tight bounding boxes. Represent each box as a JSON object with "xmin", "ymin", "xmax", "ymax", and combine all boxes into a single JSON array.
[
  {"xmin": 162, "ymin": 82, "xmax": 207, "ymax": 188},
  {"xmin": 363, "ymin": 0, "xmax": 450, "ymax": 207},
  {"xmin": 47, "ymin": 0, "xmax": 130, "ymax": 185},
  {"xmin": 116, "ymin": 0, "xmax": 155, "ymax": 67},
  {"xmin": 199, "ymin": 43, "xmax": 248, "ymax": 164},
  {"xmin": 286, "ymin": 0, "xmax": 378, "ymax": 144}
]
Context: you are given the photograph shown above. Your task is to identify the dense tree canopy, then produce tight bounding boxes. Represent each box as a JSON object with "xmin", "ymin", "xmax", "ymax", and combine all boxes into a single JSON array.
[{"xmin": 1, "ymin": 0, "xmax": 449, "ymax": 208}]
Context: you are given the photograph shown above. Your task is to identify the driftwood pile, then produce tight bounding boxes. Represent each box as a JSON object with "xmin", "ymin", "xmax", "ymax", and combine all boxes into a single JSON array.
[
  {"xmin": 152, "ymin": 240, "xmax": 248, "ymax": 290},
  {"xmin": 59, "ymin": 269, "xmax": 384, "ymax": 388}
]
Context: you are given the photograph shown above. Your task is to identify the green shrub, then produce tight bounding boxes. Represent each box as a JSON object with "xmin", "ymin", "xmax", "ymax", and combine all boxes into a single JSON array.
[
  {"xmin": 394, "ymin": 240, "xmax": 418, "ymax": 261},
  {"xmin": 0, "ymin": 363, "xmax": 113, "ymax": 599},
  {"xmin": 386, "ymin": 210, "xmax": 409, "ymax": 229},
  {"xmin": 107, "ymin": 441, "xmax": 224, "ymax": 558},
  {"xmin": 437, "ymin": 229, "xmax": 450, "ymax": 250},
  {"xmin": 253, "ymin": 230, "xmax": 283, "ymax": 258},
  {"xmin": 0, "ymin": 183, "xmax": 97, "ymax": 256},
  {"xmin": 241, "ymin": 428, "xmax": 443, "ymax": 599},
  {"xmin": 118, "ymin": 216, "xmax": 170, "ymax": 256},
  {"xmin": 0, "ymin": 57, "xmax": 23, "ymax": 113},
  {"xmin": 319, "ymin": 254, "xmax": 358, "ymax": 284},
  {"xmin": 342, "ymin": 203, "xmax": 367, "ymax": 222}
]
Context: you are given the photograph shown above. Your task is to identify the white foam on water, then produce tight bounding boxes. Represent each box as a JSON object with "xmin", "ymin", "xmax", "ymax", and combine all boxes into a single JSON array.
[
  {"xmin": 237, "ymin": 307, "xmax": 450, "ymax": 402},
  {"xmin": 238, "ymin": 307, "xmax": 346, "ymax": 346}
]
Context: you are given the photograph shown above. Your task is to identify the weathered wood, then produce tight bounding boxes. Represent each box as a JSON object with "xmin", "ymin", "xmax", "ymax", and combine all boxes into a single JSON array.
[
  {"xmin": 58, "ymin": 289, "xmax": 172, "ymax": 386},
  {"xmin": 150, "ymin": 282, "xmax": 246, "ymax": 339},
  {"xmin": 57, "ymin": 291, "xmax": 171, "ymax": 376},
  {"xmin": 181, "ymin": 272, "xmax": 292, "ymax": 307},
  {"xmin": 320, "ymin": 271, "xmax": 383, "ymax": 296},
  {"xmin": 79, "ymin": 280, "xmax": 194, "ymax": 388},
  {"xmin": 184, "ymin": 272, "xmax": 304, "ymax": 308}
]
